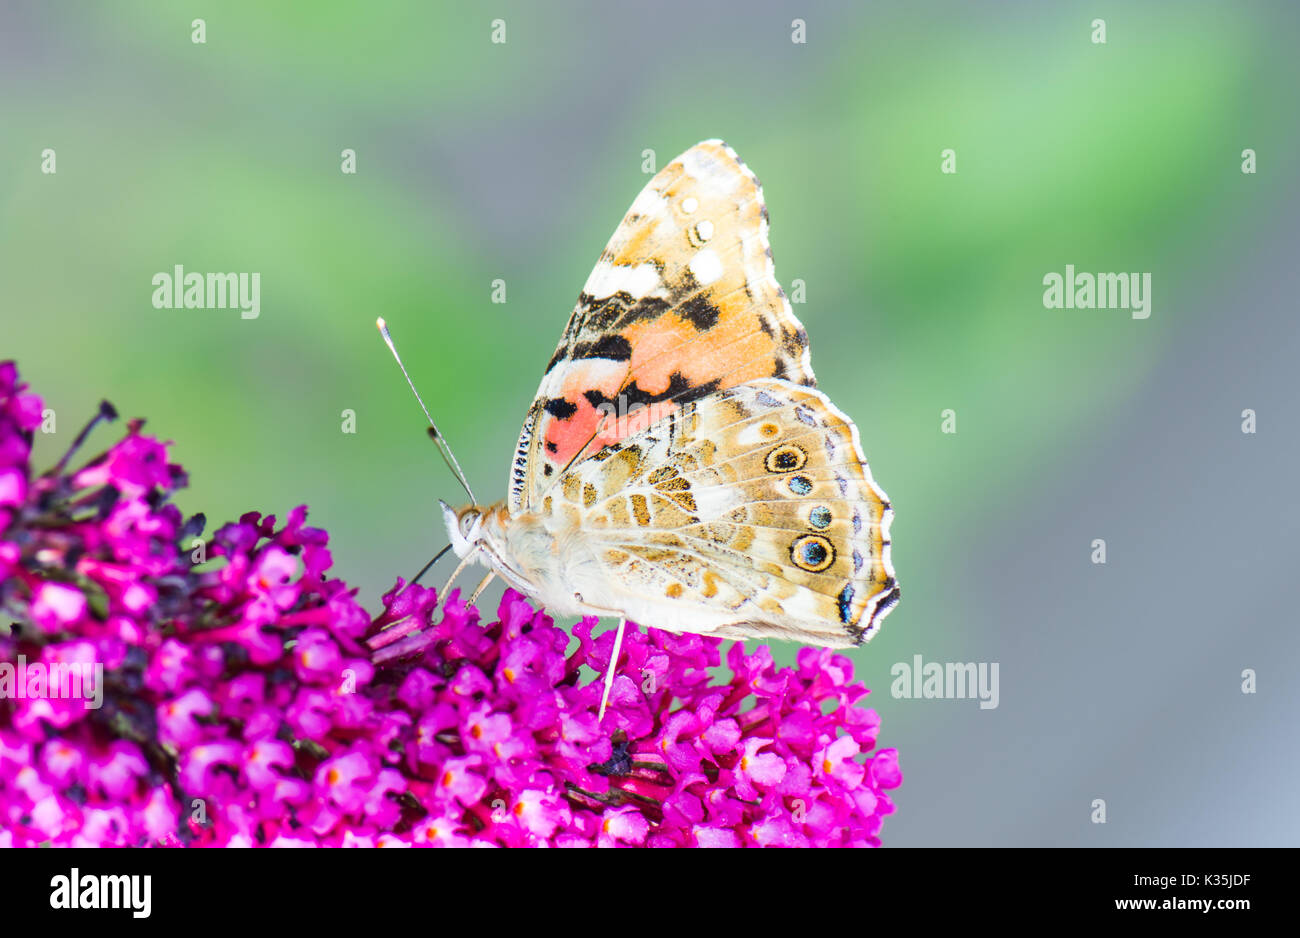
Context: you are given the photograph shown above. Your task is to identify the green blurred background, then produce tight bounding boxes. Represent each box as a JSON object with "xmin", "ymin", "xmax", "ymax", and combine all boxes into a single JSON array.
[{"xmin": 3, "ymin": 0, "xmax": 1298, "ymax": 845}]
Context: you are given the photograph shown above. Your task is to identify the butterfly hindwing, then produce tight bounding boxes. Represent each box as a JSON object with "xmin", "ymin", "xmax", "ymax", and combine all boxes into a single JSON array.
[
  {"xmin": 543, "ymin": 379, "xmax": 898, "ymax": 647},
  {"xmin": 509, "ymin": 140, "xmax": 816, "ymax": 513}
]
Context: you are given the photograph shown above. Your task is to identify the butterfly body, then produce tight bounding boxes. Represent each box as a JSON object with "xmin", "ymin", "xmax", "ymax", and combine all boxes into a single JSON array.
[
  {"xmin": 442, "ymin": 499, "xmax": 605, "ymax": 620},
  {"xmin": 441, "ymin": 140, "xmax": 898, "ymax": 649}
]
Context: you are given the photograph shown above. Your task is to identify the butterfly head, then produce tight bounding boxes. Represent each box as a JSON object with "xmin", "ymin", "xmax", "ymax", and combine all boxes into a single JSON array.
[
  {"xmin": 439, "ymin": 499, "xmax": 547, "ymax": 601},
  {"xmin": 441, "ymin": 500, "xmax": 487, "ymax": 559}
]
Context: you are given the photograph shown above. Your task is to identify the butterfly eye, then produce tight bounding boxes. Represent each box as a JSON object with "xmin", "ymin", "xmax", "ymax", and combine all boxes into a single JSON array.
[
  {"xmin": 790, "ymin": 534, "xmax": 836, "ymax": 573},
  {"xmin": 459, "ymin": 511, "xmax": 479, "ymax": 539},
  {"xmin": 765, "ymin": 443, "xmax": 807, "ymax": 473}
]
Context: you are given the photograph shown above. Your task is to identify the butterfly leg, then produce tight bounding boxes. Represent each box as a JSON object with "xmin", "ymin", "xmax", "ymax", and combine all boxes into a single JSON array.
[
  {"xmin": 597, "ymin": 617, "xmax": 627, "ymax": 723},
  {"xmin": 438, "ymin": 549, "xmax": 479, "ymax": 607},
  {"xmin": 467, "ymin": 570, "xmax": 496, "ymax": 605}
]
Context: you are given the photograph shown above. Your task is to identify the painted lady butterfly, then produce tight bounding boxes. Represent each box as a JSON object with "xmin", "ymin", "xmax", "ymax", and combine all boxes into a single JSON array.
[{"xmin": 435, "ymin": 140, "xmax": 899, "ymax": 659}]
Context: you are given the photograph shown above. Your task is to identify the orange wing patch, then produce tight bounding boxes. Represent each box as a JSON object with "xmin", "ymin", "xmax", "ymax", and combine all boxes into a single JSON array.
[{"xmin": 509, "ymin": 140, "xmax": 816, "ymax": 512}]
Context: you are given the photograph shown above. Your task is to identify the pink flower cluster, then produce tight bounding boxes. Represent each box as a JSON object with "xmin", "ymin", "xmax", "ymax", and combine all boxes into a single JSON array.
[{"xmin": 0, "ymin": 362, "xmax": 900, "ymax": 846}]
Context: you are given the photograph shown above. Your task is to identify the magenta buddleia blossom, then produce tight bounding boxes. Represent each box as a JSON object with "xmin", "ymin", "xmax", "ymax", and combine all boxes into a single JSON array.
[{"xmin": 0, "ymin": 362, "xmax": 901, "ymax": 847}]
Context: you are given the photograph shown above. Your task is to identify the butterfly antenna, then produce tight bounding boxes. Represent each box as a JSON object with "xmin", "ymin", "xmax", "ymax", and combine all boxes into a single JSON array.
[{"xmin": 376, "ymin": 317, "xmax": 477, "ymax": 504}]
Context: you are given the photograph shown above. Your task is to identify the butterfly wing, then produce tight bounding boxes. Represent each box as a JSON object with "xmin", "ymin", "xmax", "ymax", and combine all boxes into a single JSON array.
[
  {"xmin": 509, "ymin": 140, "xmax": 815, "ymax": 513},
  {"xmin": 544, "ymin": 379, "xmax": 899, "ymax": 647}
]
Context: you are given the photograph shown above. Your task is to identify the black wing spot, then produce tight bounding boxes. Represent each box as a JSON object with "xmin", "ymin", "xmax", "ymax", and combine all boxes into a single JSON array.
[
  {"xmin": 678, "ymin": 294, "xmax": 721, "ymax": 331},
  {"xmin": 765, "ymin": 444, "xmax": 807, "ymax": 473},
  {"xmin": 545, "ymin": 398, "xmax": 578, "ymax": 420},
  {"xmin": 837, "ymin": 584, "xmax": 855, "ymax": 624},
  {"xmin": 782, "ymin": 328, "xmax": 807, "ymax": 358},
  {"xmin": 584, "ymin": 373, "xmax": 720, "ymax": 413},
  {"xmin": 790, "ymin": 534, "xmax": 835, "ymax": 572},
  {"xmin": 874, "ymin": 579, "xmax": 901, "ymax": 617},
  {"xmin": 583, "ymin": 293, "xmax": 672, "ymax": 332},
  {"xmin": 544, "ymin": 347, "xmax": 566, "ymax": 374},
  {"xmin": 572, "ymin": 333, "xmax": 633, "ymax": 361}
]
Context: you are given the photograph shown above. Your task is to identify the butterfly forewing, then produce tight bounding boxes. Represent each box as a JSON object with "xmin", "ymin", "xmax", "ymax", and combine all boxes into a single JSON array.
[{"xmin": 509, "ymin": 140, "xmax": 815, "ymax": 513}]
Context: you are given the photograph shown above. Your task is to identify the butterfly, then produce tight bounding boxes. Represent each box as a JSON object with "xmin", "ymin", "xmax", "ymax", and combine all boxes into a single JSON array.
[{"xmin": 402, "ymin": 140, "xmax": 898, "ymax": 710}]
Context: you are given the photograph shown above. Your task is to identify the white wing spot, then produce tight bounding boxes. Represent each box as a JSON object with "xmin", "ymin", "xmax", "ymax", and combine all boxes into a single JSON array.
[
  {"xmin": 628, "ymin": 187, "xmax": 668, "ymax": 219},
  {"xmin": 695, "ymin": 220, "xmax": 714, "ymax": 243},
  {"xmin": 583, "ymin": 260, "xmax": 662, "ymax": 300},
  {"xmin": 688, "ymin": 248, "xmax": 724, "ymax": 286},
  {"xmin": 681, "ymin": 196, "xmax": 699, "ymax": 214},
  {"xmin": 678, "ymin": 147, "xmax": 741, "ymax": 194},
  {"xmin": 691, "ymin": 483, "xmax": 741, "ymax": 518}
]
